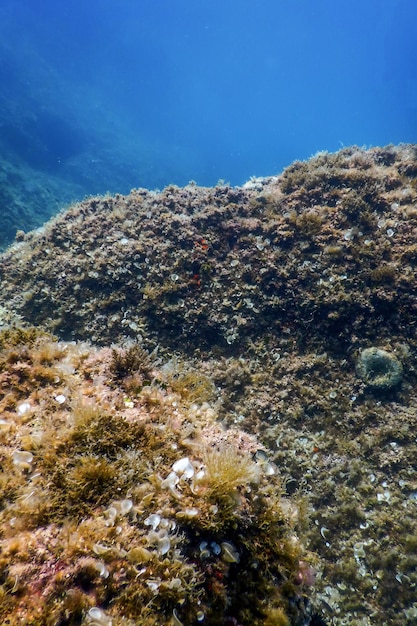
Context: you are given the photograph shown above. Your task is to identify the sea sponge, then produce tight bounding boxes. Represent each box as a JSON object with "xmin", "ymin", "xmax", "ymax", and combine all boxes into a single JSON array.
[{"xmin": 356, "ymin": 347, "xmax": 403, "ymax": 390}]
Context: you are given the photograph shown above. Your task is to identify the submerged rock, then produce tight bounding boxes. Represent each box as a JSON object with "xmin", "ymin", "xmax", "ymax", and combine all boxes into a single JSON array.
[
  {"xmin": 1, "ymin": 145, "xmax": 417, "ymax": 626},
  {"xmin": 0, "ymin": 144, "xmax": 416, "ymax": 358},
  {"xmin": 0, "ymin": 329, "xmax": 315, "ymax": 626}
]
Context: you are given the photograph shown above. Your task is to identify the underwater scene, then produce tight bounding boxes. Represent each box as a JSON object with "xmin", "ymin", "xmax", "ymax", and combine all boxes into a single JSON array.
[{"xmin": 0, "ymin": 2, "xmax": 417, "ymax": 626}]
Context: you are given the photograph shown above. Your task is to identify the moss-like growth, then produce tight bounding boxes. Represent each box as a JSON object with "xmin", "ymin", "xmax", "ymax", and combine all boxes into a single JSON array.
[
  {"xmin": 200, "ymin": 445, "xmax": 260, "ymax": 500},
  {"xmin": 289, "ymin": 210, "xmax": 323, "ymax": 236},
  {"xmin": 109, "ymin": 343, "xmax": 153, "ymax": 382},
  {"xmin": 0, "ymin": 335, "xmax": 316, "ymax": 626},
  {"xmin": 368, "ymin": 264, "xmax": 397, "ymax": 285},
  {"xmin": 0, "ymin": 325, "xmax": 51, "ymax": 350},
  {"xmin": 263, "ymin": 607, "xmax": 290, "ymax": 626},
  {"xmin": 164, "ymin": 365, "xmax": 216, "ymax": 404}
]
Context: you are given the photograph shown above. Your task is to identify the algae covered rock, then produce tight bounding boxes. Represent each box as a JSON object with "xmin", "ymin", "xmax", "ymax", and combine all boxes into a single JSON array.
[
  {"xmin": 0, "ymin": 328, "xmax": 317, "ymax": 626},
  {"xmin": 2, "ymin": 145, "xmax": 417, "ymax": 626},
  {"xmin": 0, "ymin": 144, "xmax": 417, "ymax": 355},
  {"xmin": 356, "ymin": 347, "xmax": 403, "ymax": 390}
]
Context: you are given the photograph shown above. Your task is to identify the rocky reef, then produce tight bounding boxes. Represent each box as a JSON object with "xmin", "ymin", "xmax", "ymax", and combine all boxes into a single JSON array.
[
  {"xmin": 1, "ymin": 144, "xmax": 417, "ymax": 625},
  {"xmin": 0, "ymin": 329, "xmax": 315, "ymax": 626},
  {"xmin": 1, "ymin": 144, "xmax": 417, "ymax": 355}
]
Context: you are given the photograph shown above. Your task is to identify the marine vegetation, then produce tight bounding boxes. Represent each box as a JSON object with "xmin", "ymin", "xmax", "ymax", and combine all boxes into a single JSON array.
[
  {"xmin": 0, "ymin": 329, "xmax": 316, "ymax": 626},
  {"xmin": 1, "ymin": 145, "xmax": 417, "ymax": 626}
]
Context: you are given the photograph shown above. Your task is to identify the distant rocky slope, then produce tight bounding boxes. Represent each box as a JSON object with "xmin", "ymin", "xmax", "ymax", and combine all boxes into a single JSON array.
[
  {"xmin": 0, "ymin": 39, "xmax": 173, "ymax": 251},
  {"xmin": 0, "ymin": 156, "xmax": 82, "ymax": 251}
]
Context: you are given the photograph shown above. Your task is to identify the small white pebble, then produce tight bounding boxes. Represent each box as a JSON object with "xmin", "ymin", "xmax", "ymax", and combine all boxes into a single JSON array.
[
  {"xmin": 179, "ymin": 507, "xmax": 200, "ymax": 518},
  {"xmin": 161, "ymin": 471, "xmax": 179, "ymax": 489},
  {"xmin": 221, "ymin": 541, "xmax": 240, "ymax": 563},
  {"xmin": 94, "ymin": 561, "xmax": 109, "ymax": 578},
  {"xmin": 119, "ymin": 498, "xmax": 133, "ymax": 515},
  {"xmin": 54, "ymin": 394, "xmax": 66, "ymax": 405},
  {"xmin": 377, "ymin": 491, "xmax": 391, "ymax": 502},
  {"xmin": 86, "ymin": 607, "xmax": 112, "ymax": 625},
  {"xmin": 103, "ymin": 506, "xmax": 118, "ymax": 526},
  {"xmin": 172, "ymin": 609, "xmax": 184, "ymax": 626},
  {"xmin": 262, "ymin": 462, "xmax": 276, "ymax": 476},
  {"xmin": 93, "ymin": 543, "xmax": 110, "ymax": 556},
  {"xmin": 157, "ymin": 536, "xmax": 171, "ymax": 555},
  {"xmin": 146, "ymin": 580, "xmax": 160, "ymax": 592},
  {"xmin": 88, "ymin": 608, "xmax": 104, "ymax": 620}
]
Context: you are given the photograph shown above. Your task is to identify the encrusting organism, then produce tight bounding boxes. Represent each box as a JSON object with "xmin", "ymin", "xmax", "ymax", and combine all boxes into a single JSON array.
[{"xmin": 356, "ymin": 346, "xmax": 403, "ymax": 390}]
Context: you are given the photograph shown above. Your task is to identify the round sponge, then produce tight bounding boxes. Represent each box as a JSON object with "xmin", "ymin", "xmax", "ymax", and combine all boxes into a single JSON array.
[{"xmin": 356, "ymin": 347, "xmax": 403, "ymax": 390}]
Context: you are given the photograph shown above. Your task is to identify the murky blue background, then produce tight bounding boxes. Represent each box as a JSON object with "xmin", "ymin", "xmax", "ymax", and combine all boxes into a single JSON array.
[{"xmin": 0, "ymin": 0, "xmax": 416, "ymax": 199}]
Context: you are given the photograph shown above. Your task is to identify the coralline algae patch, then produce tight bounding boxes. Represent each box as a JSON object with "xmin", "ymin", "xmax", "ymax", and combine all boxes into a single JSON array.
[{"xmin": 0, "ymin": 329, "xmax": 316, "ymax": 626}]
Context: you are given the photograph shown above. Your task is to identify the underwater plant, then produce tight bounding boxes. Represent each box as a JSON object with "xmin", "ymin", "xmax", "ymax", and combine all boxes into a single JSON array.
[{"xmin": 0, "ymin": 329, "xmax": 316, "ymax": 626}]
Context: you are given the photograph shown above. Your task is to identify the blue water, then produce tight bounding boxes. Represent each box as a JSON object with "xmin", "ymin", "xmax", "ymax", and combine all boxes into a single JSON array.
[{"xmin": 0, "ymin": 0, "xmax": 416, "ymax": 198}]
